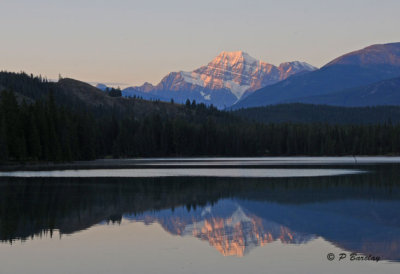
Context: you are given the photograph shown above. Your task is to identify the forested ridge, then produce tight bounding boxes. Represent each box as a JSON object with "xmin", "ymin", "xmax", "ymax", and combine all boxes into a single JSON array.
[
  {"xmin": 233, "ymin": 103, "xmax": 400, "ymax": 124},
  {"xmin": 1, "ymin": 71, "xmax": 400, "ymax": 163}
]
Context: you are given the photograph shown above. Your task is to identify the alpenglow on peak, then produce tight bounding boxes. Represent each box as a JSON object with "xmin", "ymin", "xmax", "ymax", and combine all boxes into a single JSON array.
[
  {"xmin": 122, "ymin": 51, "xmax": 316, "ymax": 108},
  {"xmin": 213, "ymin": 51, "xmax": 259, "ymax": 65}
]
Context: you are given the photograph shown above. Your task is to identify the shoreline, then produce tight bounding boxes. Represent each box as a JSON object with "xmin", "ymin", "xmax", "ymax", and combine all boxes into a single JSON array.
[{"xmin": 1, "ymin": 156, "xmax": 400, "ymax": 172}]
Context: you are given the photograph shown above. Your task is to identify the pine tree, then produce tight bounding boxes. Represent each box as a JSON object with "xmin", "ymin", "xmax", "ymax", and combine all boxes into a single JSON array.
[{"xmin": 0, "ymin": 116, "xmax": 8, "ymax": 161}]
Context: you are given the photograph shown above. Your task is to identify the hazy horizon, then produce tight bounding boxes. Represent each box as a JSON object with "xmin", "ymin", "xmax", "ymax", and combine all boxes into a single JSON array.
[{"xmin": 1, "ymin": 0, "xmax": 399, "ymax": 86}]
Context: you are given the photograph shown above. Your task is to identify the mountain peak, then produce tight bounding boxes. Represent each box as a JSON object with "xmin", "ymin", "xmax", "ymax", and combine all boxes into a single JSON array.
[
  {"xmin": 279, "ymin": 61, "xmax": 317, "ymax": 70},
  {"xmin": 218, "ymin": 50, "xmax": 245, "ymax": 57},
  {"xmin": 213, "ymin": 51, "xmax": 258, "ymax": 65},
  {"xmin": 324, "ymin": 42, "xmax": 400, "ymax": 67}
]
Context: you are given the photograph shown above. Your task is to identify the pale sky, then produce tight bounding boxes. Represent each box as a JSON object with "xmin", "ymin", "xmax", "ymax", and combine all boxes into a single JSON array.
[{"xmin": 0, "ymin": 0, "xmax": 399, "ymax": 86}]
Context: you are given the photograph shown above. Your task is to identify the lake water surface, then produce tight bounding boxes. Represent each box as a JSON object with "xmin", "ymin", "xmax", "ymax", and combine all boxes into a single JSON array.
[{"xmin": 0, "ymin": 158, "xmax": 399, "ymax": 274}]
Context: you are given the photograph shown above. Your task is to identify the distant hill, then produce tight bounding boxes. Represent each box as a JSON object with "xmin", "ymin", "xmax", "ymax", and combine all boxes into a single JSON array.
[
  {"xmin": 325, "ymin": 42, "xmax": 400, "ymax": 67},
  {"xmin": 285, "ymin": 77, "xmax": 400, "ymax": 107},
  {"xmin": 0, "ymin": 71, "xmax": 195, "ymax": 120},
  {"xmin": 232, "ymin": 43, "xmax": 400, "ymax": 109},
  {"xmin": 233, "ymin": 103, "xmax": 400, "ymax": 124}
]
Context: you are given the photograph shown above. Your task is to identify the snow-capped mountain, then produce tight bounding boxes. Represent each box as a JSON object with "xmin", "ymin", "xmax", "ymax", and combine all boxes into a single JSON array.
[{"xmin": 123, "ymin": 51, "xmax": 316, "ymax": 108}]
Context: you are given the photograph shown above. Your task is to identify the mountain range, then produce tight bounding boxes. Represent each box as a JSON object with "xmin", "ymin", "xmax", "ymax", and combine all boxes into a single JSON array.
[
  {"xmin": 95, "ymin": 42, "xmax": 400, "ymax": 110},
  {"xmin": 118, "ymin": 51, "xmax": 316, "ymax": 108},
  {"xmin": 232, "ymin": 42, "xmax": 400, "ymax": 109}
]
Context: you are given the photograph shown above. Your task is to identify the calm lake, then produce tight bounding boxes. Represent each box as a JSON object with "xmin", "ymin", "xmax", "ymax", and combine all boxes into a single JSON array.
[{"xmin": 0, "ymin": 158, "xmax": 399, "ymax": 274}]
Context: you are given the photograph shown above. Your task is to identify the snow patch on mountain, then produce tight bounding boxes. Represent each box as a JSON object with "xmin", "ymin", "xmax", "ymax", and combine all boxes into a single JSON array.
[
  {"xmin": 181, "ymin": 71, "xmax": 204, "ymax": 86},
  {"xmin": 200, "ymin": 91, "xmax": 211, "ymax": 101},
  {"xmin": 224, "ymin": 80, "xmax": 251, "ymax": 99}
]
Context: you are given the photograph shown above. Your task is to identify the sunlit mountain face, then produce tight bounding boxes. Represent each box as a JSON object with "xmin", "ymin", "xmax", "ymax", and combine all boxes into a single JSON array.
[{"xmin": 0, "ymin": 165, "xmax": 400, "ymax": 261}]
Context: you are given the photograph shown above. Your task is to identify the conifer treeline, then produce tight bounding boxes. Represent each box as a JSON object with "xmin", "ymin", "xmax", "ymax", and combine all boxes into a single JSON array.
[
  {"xmin": 233, "ymin": 103, "xmax": 400, "ymax": 125},
  {"xmin": 1, "ymin": 89, "xmax": 400, "ymax": 163}
]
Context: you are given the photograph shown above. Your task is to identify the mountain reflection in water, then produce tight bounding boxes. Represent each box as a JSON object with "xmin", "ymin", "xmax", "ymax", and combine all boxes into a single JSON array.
[
  {"xmin": 129, "ymin": 200, "xmax": 313, "ymax": 257},
  {"xmin": 0, "ymin": 165, "xmax": 399, "ymax": 261}
]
